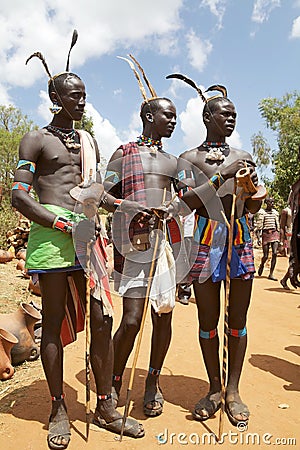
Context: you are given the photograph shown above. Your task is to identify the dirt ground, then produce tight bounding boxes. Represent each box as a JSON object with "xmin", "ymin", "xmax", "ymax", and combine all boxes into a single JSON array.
[{"xmin": 0, "ymin": 249, "xmax": 299, "ymax": 449}]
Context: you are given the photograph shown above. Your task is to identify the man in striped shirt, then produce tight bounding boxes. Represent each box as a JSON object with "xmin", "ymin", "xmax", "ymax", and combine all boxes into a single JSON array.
[{"xmin": 257, "ymin": 197, "xmax": 280, "ymax": 280}]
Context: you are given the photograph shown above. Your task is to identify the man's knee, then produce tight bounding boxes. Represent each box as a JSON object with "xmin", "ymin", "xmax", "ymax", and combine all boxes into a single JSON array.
[{"xmin": 122, "ymin": 313, "xmax": 142, "ymax": 335}]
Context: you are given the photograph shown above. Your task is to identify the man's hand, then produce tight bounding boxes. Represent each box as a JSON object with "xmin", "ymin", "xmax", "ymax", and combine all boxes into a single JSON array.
[
  {"xmin": 116, "ymin": 199, "xmax": 152, "ymax": 222},
  {"xmin": 220, "ymin": 159, "xmax": 256, "ymax": 181}
]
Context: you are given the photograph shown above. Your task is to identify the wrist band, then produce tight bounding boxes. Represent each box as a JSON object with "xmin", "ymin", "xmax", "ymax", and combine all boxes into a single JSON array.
[
  {"xmin": 52, "ymin": 216, "xmax": 74, "ymax": 233},
  {"xmin": 208, "ymin": 173, "xmax": 225, "ymax": 190},
  {"xmin": 178, "ymin": 185, "xmax": 192, "ymax": 198},
  {"xmin": 114, "ymin": 198, "xmax": 124, "ymax": 209}
]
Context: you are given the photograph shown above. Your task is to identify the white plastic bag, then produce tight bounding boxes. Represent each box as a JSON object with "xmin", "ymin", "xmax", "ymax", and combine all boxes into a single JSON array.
[{"xmin": 149, "ymin": 229, "xmax": 176, "ymax": 315}]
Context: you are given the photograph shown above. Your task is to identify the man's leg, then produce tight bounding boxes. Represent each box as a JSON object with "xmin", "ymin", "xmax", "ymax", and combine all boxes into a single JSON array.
[
  {"xmin": 226, "ymin": 278, "xmax": 252, "ymax": 424},
  {"xmin": 143, "ymin": 308, "xmax": 173, "ymax": 416},
  {"xmin": 84, "ymin": 282, "xmax": 144, "ymax": 438},
  {"xmin": 258, "ymin": 243, "xmax": 269, "ymax": 276},
  {"xmin": 280, "ymin": 267, "xmax": 290, "ymax": 290},
  {"xmin": 268, "ymin": 241, "xmax": 279, "ymax": 280},
  {"xmin": 192, "ymin": 278, "xmax": 222, "ymax": 420},
  {"xmin": 39, "ymin": 271, "xmax": 70, "ymax": 449},
  {"xmin": 112, "ymin": 290, "xmax": 145, "ymax": 398}
]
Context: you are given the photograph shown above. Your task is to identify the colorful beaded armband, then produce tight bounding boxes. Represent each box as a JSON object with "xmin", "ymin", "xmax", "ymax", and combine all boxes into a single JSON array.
[
  {"xmin": 52, "ymin": 216, "xmax": 74, "ymax": 234},
  {"xmin": 16, "ymin": 160, "xmax": 36, "ymax": 173},
  {"xmin": 208, "ymin": 173, "xmax": 225, "ymax": 190},
  {"xmin": 12, "ymin": 181, "xmax": 32, "ymax": 193}
]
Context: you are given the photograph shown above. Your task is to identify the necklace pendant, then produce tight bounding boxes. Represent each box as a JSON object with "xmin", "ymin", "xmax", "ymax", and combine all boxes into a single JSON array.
[
  {"xmin": 65, "ymin": 138, "xmax": 80, "ymax": 149},
  {"xmin": 149, "ymin": 145, "xmax": 157, "ymax": 154}
]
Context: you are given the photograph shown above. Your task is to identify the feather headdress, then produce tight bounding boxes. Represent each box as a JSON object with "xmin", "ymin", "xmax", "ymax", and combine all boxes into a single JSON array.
[
  {"xmin": 166, "ymin": 73, "xmax": 227, "ymax": 103},
  {"xmin": 25, "ymin": 29, "xmax": 79, "ymax": 83},
  {"xmin": 117, "ymin": 54, "xmax": 157, "ymax": 102}
]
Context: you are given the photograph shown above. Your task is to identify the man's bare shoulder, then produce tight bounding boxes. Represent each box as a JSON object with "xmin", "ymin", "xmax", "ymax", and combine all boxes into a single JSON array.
[
  {"xmin": 229, "ymin": 146, "xmax": 253, "ymax": 162},
  {"xmin": 19, "ymin": 128, "xmax": 49, "ymax": 159},
  {"xmin": 179, "ymin": 146, "xmax": 207, "ymax": 169},
  {"xmin": 21, "ymin": 128, "xmax": 47, "ymax": 143}
]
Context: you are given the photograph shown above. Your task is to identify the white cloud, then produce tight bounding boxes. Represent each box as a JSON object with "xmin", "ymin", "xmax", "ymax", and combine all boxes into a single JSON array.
[
  {"xmin": 200, "ymin": 0, "xmax": 227, "ymax": 29},
  {"xmin": 180, "ymin": 96, "xmax": 206, "ymax": 149},
  {"xmin": 290, "ymin": 16, "xmax": 300, "ymax": 38},
  {"xmin": 227, "ymin": 130, "xmax": 242, "ymax": 149},
  {"xmin": 38, "ymin": 90, "xmax": 52, "ymax": 123},
  {"xmin": 251, "ymin": 0, "xmax": 281, "ymax": 23},
  {"xmin": 85, "ymin": 102, "xmax": 122, "ymax": 162},
  {"xmin": 0, "ymin": 0, "xmax": 184, "ymax": 101},
  {"xmin": 186, "ymin": 30, "xmax": 213, "ymax": 73}
]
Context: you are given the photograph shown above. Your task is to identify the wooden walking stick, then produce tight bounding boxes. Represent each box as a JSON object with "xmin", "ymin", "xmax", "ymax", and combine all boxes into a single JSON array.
[
  {"xmin": 118, "ymin": 189, "xmax": 167, "ymax": 441},
  {"xmin": 70, "ymin": 177, "xmax": 104, "ymax": 441},
  {"xmin": 85, "ymin": 239, "xmax": 92, "ymax": 439},
  {"xmin": 218, "ymin": 178, "xmax": 237, "ymax": 441}
]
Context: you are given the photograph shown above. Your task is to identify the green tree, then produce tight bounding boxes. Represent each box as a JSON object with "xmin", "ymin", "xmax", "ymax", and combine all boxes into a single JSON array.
[
  {"xmin": 0, "ymin": 105, "xmax": 37, "ymax": 198},
  {"xmin": 75, "ymin": 111, "xmax": 94, "ymax": 137},
  {"xmin": 251, "ymin": 91, "xmax": 300, "ymax": 209}
]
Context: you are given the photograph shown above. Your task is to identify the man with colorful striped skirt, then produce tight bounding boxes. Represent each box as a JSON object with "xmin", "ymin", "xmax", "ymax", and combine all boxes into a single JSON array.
[{"xmin": 174, "ymin": 77, "xmax": 262, "ymax": 426}]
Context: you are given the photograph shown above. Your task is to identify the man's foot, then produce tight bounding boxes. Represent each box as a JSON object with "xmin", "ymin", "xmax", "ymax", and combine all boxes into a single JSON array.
[
  {"xmin": 257, "ymin": 264, "xmax": 263, "ymax": 276},
  {"xmin": 143, "ymin": 376, "xmax": 164, "ymax": 417},
  {"xmin": 192, "ymin": 391, "xmax": 221, "ymax": 421},
  {"xmin": 268, "ymin": 274, "xmax": 278, "ymax": 281},
  {"xmin": 47, "ymin": 400, "xmax": 71, "ymax": 450},
  {"xmin": 93, "ymin": 398, "xmax": 144, "ymax": 438},
  {"xmin": 280, "ymin": 279, "xmax": 290, "ymax": 290},
  {"xmin": 225, "ymin": 392, "xmax": 249, "ymax": 426}
]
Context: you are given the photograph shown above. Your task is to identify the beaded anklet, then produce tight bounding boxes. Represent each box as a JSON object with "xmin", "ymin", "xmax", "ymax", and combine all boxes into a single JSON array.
[
  {"xmin": 51, "ymin": 393, "xmax": 65, "ymax": 401},
  {"xmin": 97, "ymin": 394, "xmax": 112, "ymax": 401},
  {"xmin": 199, "ymin": 328, "xmax": 217, "ymax": 339},
  {"xmin": 112, "ymin": 375, "xmax": 121, "ymax": 382},
  {"xmin": 228, "ymin": 326, "xmax": 247, "ymax": 337},
  {"xmin": 149, "ymin": 367, "xmax": 161, "ymax": 376}
]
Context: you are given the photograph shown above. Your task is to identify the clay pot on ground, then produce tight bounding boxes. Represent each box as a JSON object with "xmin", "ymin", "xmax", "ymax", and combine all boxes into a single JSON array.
[
  {"xmin": 28, "ymin": 278, "xmax": 41, "ymax": 296},
  {"xmin": 0, "ymin": 328, "xmax": 18, "ymax": 380},
  {"xmin": 16, "ymin": 259, "xmax": 30, "ymax": 279},
  {"xmin": 0, "ymin": 249, "xmax": 14, "ymax": 263},
  {"xmin": 0, "ymin": 303, "xmax": 42, "ymax": 365},
  {"xmin": 16, "ymin": 248, "xmax": 26, "ymax": 261}
]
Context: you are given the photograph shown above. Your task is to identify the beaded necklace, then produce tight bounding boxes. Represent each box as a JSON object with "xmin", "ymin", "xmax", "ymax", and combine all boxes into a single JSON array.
[
  {"xmin": 136, "ymin": 134, "xmax": 163, "ymax": 154},
  {"xmin": 202, "ymin": 141, "xmax": 229, "ymax": 162},
  {"xmin": 46, "ymin": 125, "xmax": 81, "ymax": 149}
]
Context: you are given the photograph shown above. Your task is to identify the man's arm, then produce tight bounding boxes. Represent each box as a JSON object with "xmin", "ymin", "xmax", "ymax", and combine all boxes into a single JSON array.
[{"xmin": 12, "ymin": 131, "xmax": 58, "ymax": 227}]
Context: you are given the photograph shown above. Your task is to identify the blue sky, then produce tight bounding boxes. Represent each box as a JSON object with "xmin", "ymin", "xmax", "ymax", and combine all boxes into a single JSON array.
[{"xmin": 1, "ymin": 0, "xmax": 300, "ymax": 178}]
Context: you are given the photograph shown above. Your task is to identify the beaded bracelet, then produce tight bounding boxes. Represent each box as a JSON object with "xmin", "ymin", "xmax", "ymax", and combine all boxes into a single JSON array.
[
  {"xmin": 208, "ymin": 173, "xmax": 225, "ymax": 190},
  {"xmin": 52, "ymin": 216, "xmax": 74, "ymax": 234},
  {"xmin": 113, "ymin": 198, "xmax": 124, "ymax": 209}
]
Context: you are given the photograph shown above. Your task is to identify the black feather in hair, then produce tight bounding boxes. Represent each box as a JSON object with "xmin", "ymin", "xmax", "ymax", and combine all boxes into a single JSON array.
[
  {"xmin": 205, "ymin": 84, "xmax": 228, "ymax": 98},
  {"xmin": 166, "ymin": 73, "xmax": 206, "ymax": 103},
  {"xmin": 66, "ymin": 29, "xmax": 78, "ymax": 71},
  {"xmin": 25, "ymin": 52, "xmax": 52, "ymax": 79}
]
